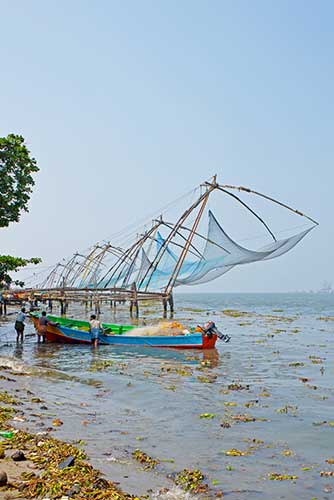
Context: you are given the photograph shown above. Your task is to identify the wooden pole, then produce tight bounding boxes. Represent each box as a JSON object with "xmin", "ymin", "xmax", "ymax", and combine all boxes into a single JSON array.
[
  {"xmin": 162, "ymin": 298, "xmax": 167, "ymax": 318},
  {"xmin": 219, "ymin": 184, "xmax": 319, "ymax": 226},
  {"xmin": 168, "ymin": 294, "xmax": 174, "ymax": 315},
  {"xmin": 139, "ymin": 180, "xmax": 218, "ymax": 292},
  {"xmin": 164, "ymin": 191, "xmax": 210, "ymax": 295}
]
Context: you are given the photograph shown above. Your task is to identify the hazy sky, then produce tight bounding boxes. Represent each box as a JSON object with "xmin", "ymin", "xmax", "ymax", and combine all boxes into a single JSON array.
[{"xmin": 1, "ymin": 0, "xmax": 333, "ymax": 293}]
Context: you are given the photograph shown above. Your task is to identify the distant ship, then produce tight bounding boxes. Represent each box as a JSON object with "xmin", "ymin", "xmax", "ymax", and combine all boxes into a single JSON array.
[{"xmin": 317, "ymin": 281, "xmax": 334, "ymax": 294}]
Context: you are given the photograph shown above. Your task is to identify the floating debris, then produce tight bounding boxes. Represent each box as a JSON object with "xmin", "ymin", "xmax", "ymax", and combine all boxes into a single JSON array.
[
  {"xmin": 268, "ymin": 473, "xmax": 298, "ymax": 481},
  {"xmin": 305, "ymin": 384, "xmax": 318, "ymax": 390},
  {"xmin": 160, "ymin": 365, "xmax": 193, "ymax": 377},
  {"xmin": 228, "ymin": 383, "xmax": 250, "ymax": 391},
  {"xmin": 31, "ymin": 397, "xmax": 44, "ymax": 404},
  {"xmin": 276, "ymin": 405, "xmax": 298, "ymax": 415},
  {"xmin": 0, "ymin": 391, "xmax": 19, "ymax": 405},
  {"xmin": 199, "ymin": 413, "xmax": 216, "ymax": 419},
  {"xmin": 222, "ymin": 310, "xmax": 252, "ymax": 318},
  {"xmin": 132, "ymin": 449, "xmax": 159, "ymax": 469},
  {"xmin": 224, "ymin": 448, "xmax": 249, "ymax": 456},
  {"xmin": 52, "ymin": 419, "xmax": 63, "ymax": 427},
  {"xmin": 282, "ymin": 449, "xmax": 294, "ymax": 457},
  {"xmin": 313, "ymin": 421, "xmax": 334, "ymax": 427},
  {"xmin": 244, "ymin": 400, "xmax": 259, "ymax": 408},
  {"xmin": 174, "ymin": 468, "xmax": 208, "ymax": 493},
  {"xmin": 197, "ymin": 375, "xmax": 217, "ymax": 383},
  {"xmin": 88, "ymin": 360, "xmax": 114, "ymax": 371},
  {"xmin": 220, "ymin": 421, "xmax": 231, "ymax": 428},
  {"xmin": 309, "ymin": 356, "xmax": 324, "ymax": 364},
  {"xmin": 231, "ymin": 414, "xmax": 256, "ymax": 423},
  {"xmin": 258, "ymin": 391, "xmax": 271, "ymax": 398}
]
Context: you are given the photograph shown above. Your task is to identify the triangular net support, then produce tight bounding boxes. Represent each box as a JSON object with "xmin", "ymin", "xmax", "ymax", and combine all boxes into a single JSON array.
[
  {"xmin": 18, "ymin": 178, "xmax": 318, "ymax": 294},
  {"xmin": 175, "ymin": 210, "xmax": 315, "ymax": 286}
]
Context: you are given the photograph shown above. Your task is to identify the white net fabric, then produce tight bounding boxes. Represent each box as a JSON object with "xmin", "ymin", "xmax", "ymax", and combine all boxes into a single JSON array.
[{"xmin": 176, "ymin": 211, "xmax": 314, "ymax": 286}]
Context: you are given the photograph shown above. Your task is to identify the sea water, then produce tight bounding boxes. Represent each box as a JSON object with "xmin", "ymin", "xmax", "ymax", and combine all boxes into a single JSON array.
[{"xmin": 0, "ymin": 292, "xmax": 333, "ymax": 499}]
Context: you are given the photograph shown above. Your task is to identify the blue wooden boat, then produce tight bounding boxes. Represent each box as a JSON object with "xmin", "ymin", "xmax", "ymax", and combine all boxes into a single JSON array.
[
  {"xmin": 58, "ymin": 325, "xmax": 217, "ymax": 348},
  {"xmin": 30, "ymin": 314, "xmax": 220, "ymax": 349}
]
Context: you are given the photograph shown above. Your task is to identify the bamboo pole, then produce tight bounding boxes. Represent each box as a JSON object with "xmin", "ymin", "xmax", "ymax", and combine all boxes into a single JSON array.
[
  {"xmin": 220, "ymin": 184, "xmax": 319, "ymax": 226},
  {"xmin": 139, "ymin": 180, "xmax": 217, "ymax": 292},
  {"xmin": 165, "ymin": 193, "xmax": 209, "ymax": 294}
]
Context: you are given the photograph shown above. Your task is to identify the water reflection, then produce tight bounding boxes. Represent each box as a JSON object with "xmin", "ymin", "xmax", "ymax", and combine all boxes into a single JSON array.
[
  {"xmin": 201, "ymin": 348, "xmax": 220, "ymax": 368},
  {"xmin": 13, "ymin": 343, "xmax": 23, "ymax": 360}
]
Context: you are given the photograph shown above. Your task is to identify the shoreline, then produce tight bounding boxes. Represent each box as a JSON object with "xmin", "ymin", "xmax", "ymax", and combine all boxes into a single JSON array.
[
  {"xmin": 0, "ymin": 307, "xmax": 217, "ymax": 500},
  {"xmin": 1, "ymin": 295, "xmax": 333, "ymax": 500},
  {"xmin": 0, "ymin": 371, "xmax": 141, "ymax": 500},
  {"xmin": 0, "ymin": 361, "xmax": 213, "ymax": 500}
]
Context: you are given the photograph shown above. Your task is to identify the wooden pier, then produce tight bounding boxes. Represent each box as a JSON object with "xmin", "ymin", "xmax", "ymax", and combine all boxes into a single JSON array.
[{"xmin": 1, "ymin": 287, "xmax": 174, "ymax": 318}]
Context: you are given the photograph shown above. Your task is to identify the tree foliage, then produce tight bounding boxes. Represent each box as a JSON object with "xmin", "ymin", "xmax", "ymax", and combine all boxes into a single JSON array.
[
  {"xmin": 0, "ymin": 256, "xmax": 42, "ymax": 288},
  {"xmin": 0, "ymin": 134, "xmax": 40, "ymax": 288},
  {"xmin": 0, "ymin": 134, "xmax": 39, "ymax": 227}
]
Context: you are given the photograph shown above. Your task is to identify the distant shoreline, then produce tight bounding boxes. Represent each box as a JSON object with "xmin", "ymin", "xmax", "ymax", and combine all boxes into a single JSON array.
[{"xmin": 175, "ymin": 290, "xmax": 334, "ymax": 295}]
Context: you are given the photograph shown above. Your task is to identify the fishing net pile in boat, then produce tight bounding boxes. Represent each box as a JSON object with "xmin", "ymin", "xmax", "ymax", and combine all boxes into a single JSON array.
[{"xmin": 126, "ymin": 322, "xmax": 187, "ymax": 337}]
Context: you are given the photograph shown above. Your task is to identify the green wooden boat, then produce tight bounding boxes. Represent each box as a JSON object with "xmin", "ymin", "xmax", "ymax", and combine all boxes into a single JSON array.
[{"xmin": 29, "ymin": 312, "xmax": 135, "ymax": 335}]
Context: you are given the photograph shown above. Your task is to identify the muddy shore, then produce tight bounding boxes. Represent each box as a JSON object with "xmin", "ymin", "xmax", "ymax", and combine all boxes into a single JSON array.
[
  {"xmin": 0, "ymin": 364, "xmax": 142, "ymax": 500},
  {"xmin": 0, "ymin": 360, "xmax": 212, "ymax": 500}
]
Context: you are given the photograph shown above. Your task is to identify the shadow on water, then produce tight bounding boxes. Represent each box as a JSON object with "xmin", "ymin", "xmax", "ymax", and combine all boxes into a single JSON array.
[{"xmin": 13, "ymin": 343, "xmax": 24, "ymax": 360}]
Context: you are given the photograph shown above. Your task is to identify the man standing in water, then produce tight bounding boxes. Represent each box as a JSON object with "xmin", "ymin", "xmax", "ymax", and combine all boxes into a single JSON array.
[
  {"xmin": 15, "ymin": 307, "xmax": 26, "ymax": 343},
  {"xmin": 37, "ymin": 311, "xmax": 57, "ymax": 343},
  {"xmin": 89, "ymin": 314, "xmax": 101, "ymax": 348}
]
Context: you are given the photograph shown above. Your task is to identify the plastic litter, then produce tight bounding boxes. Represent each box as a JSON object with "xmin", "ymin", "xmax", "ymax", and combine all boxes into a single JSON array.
[{"xmin": 0, "ymin": 431, "xmax": 13, "ymax": 438}]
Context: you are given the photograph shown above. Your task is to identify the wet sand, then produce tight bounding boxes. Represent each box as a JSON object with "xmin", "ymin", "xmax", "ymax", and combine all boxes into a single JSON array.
[{"xmin": 0, "ymin": 358, "xmax": 142, "ymax": 500}]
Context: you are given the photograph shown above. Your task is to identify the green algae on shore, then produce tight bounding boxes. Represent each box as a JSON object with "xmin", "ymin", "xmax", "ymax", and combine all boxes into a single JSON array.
[
  {"xmin": 0, "ymin": 392, "xmax": 140, "ymax": 500},
  {"xmin": 1, "ymin": 428, "xmax": 141, "ymax": 500}
]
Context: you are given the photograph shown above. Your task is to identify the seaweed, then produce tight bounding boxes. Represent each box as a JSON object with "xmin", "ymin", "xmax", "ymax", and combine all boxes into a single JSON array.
[
  {"xmin": 268, "ymin": 473, "xmax": 298, "ymax": 481},
  {"xmin": 224, "ymin": 448, "xmax": 249, "ymax": 456},
  {"xmin": 0, "ymin": 391, "xmax": 19, "ymax": 405},
  {"xmin": 132, "ymin": 449, "xmax": 159, "ymax": 469},
  {"xmin": 276, "ymin": 405, "xmax": 298, "ymax": 415},
  {"xmin": 228, "ymin": 383, "xmax": 250, "ymax": 391},
  {"xmin": 174, "ymin": 468, "xmax": 208, "ymax": 493}
]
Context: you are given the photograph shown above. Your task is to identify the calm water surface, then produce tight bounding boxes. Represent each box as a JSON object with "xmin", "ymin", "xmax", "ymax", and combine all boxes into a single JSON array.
[{"xmin": 0, "ymin": 292, "xmax": 334, "ymax": 499}]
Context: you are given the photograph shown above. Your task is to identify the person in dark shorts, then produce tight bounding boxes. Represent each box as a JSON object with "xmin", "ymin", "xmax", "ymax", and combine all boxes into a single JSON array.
[
  {"xmin": 15, "ymin": 308, "xmax": 26, "ymax": 343},
  {"xmin": 37, "ymin": 311, "xmax": 59, "ymax": 343}
]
